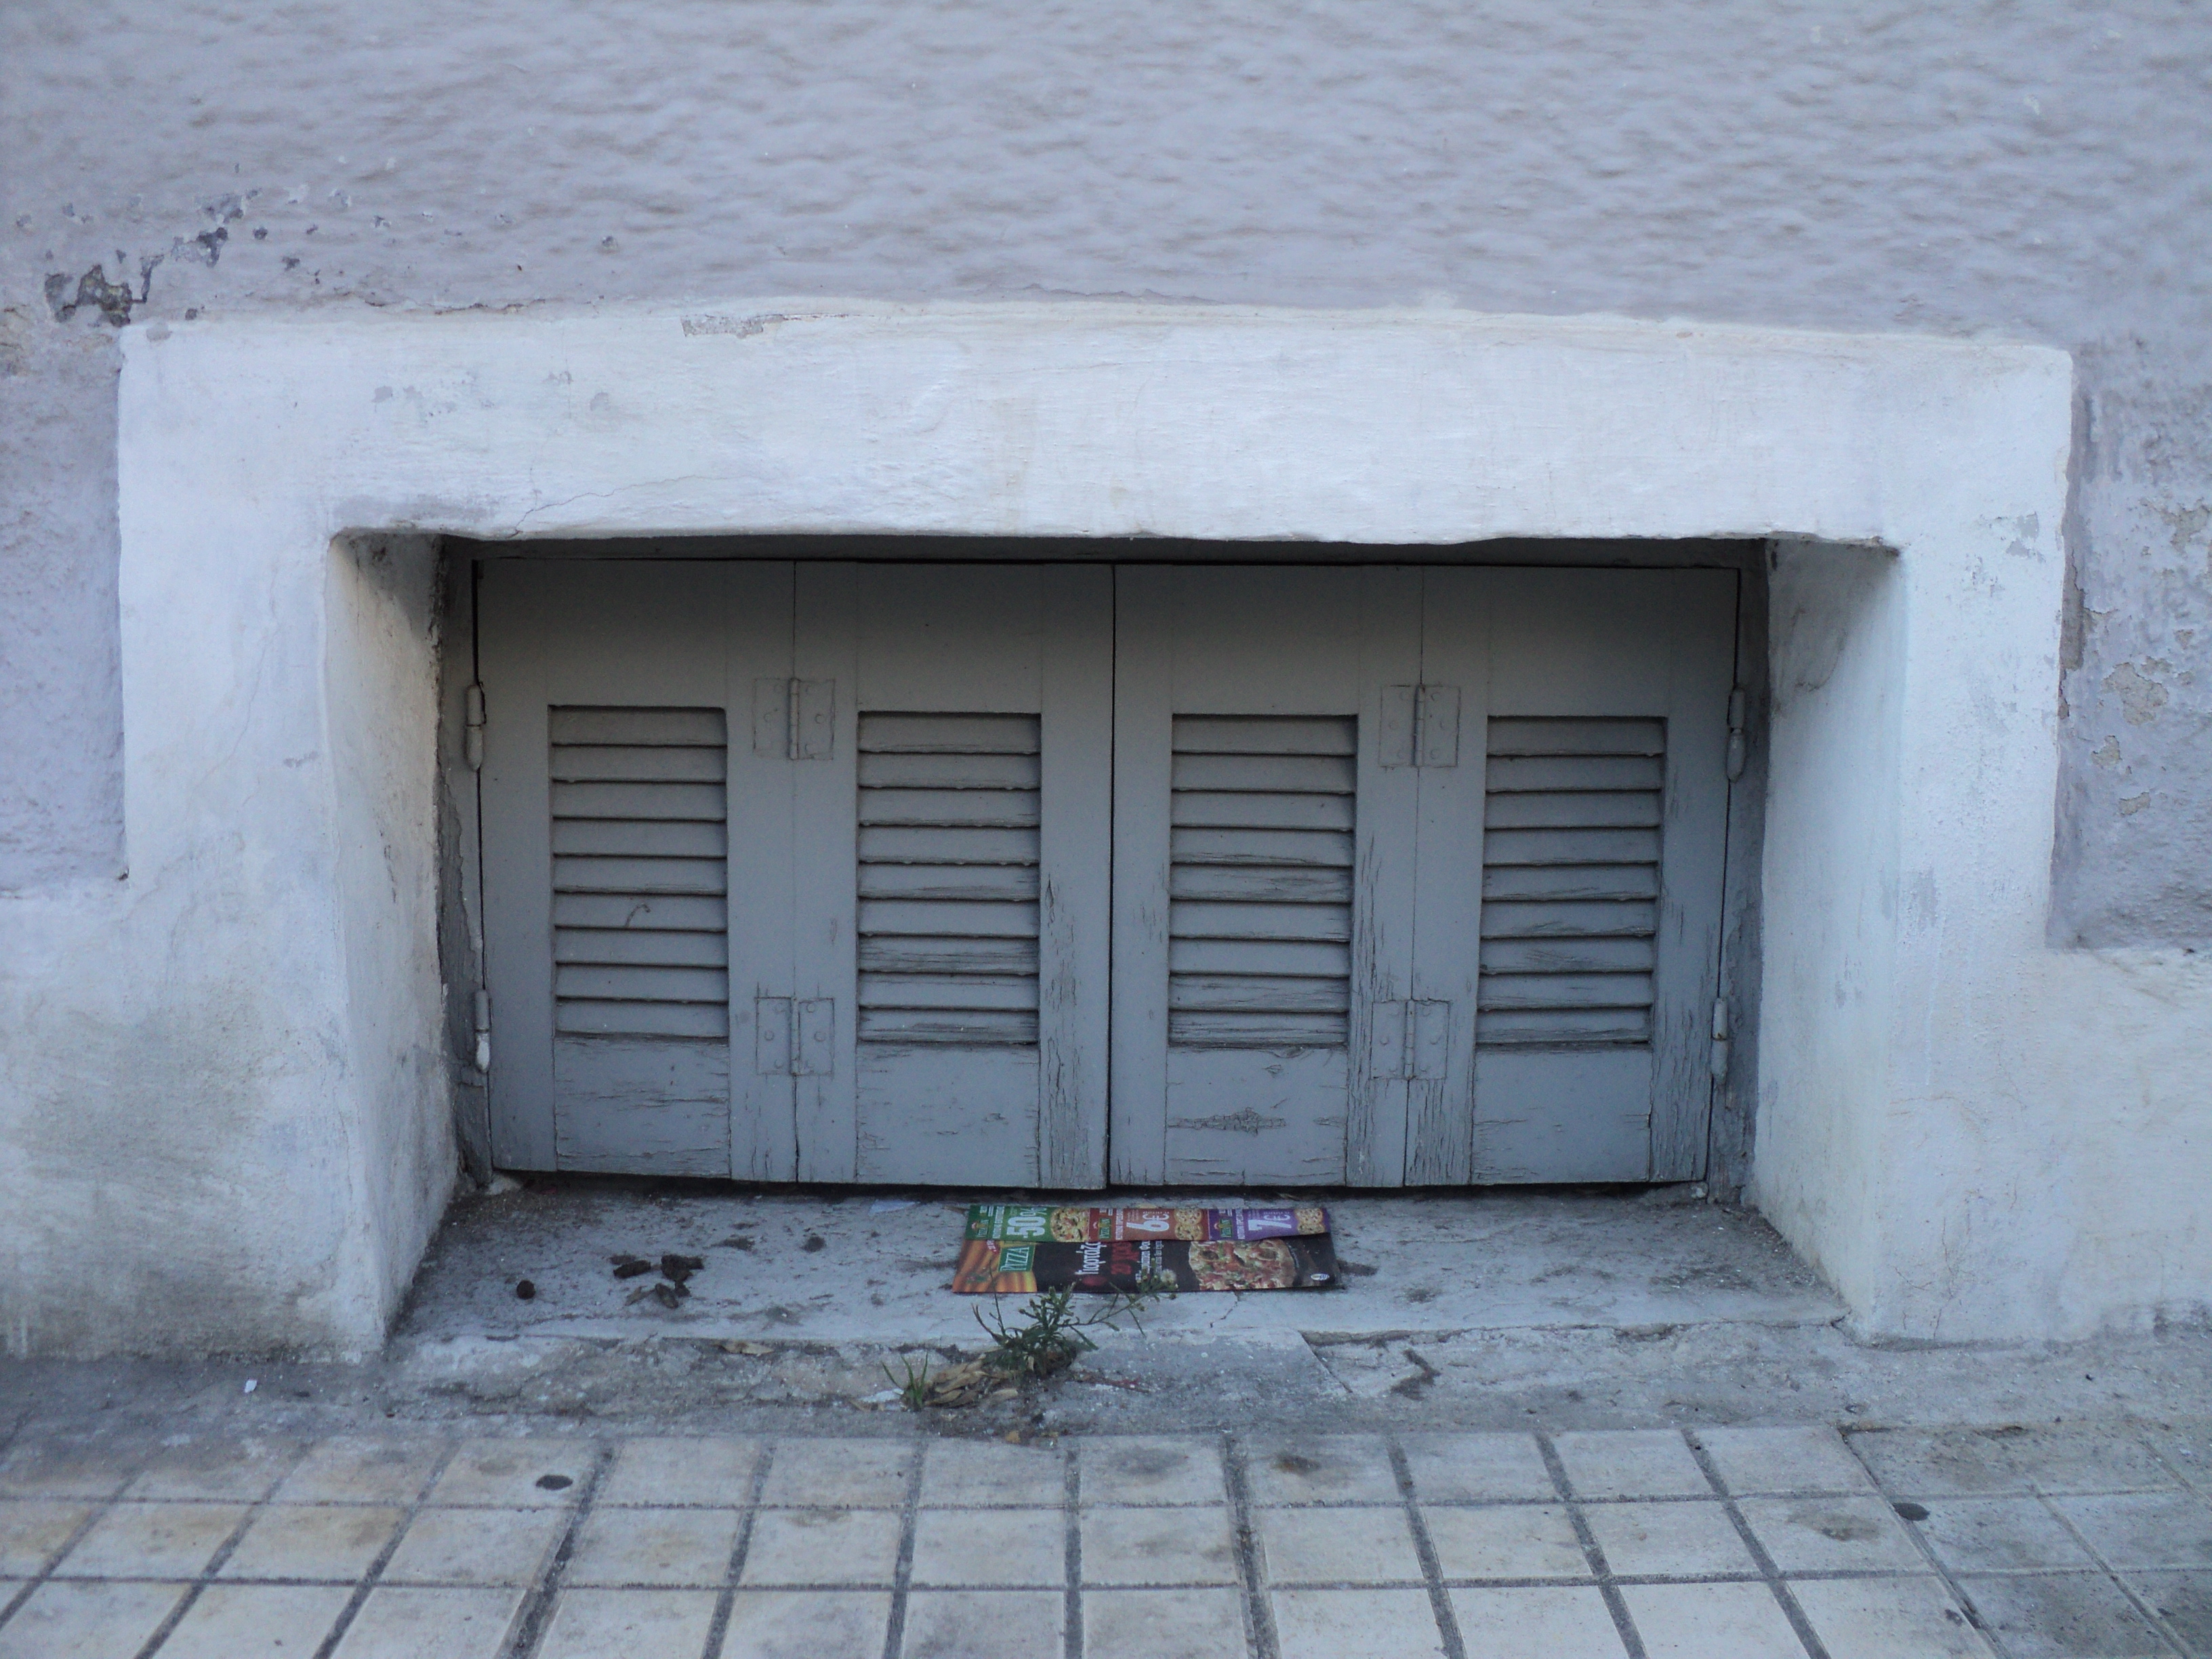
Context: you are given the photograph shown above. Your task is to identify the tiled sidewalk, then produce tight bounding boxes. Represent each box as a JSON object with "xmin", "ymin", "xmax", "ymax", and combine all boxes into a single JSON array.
[{"xmin": 0, "ymin": 1424, "xmax": 2206, "ymax": 1658}]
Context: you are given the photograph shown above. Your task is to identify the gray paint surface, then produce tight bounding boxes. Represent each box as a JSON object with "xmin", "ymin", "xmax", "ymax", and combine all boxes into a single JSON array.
[{"xmin": 3, "ymin": 1, "xmax": 2207, "ymax": 940}]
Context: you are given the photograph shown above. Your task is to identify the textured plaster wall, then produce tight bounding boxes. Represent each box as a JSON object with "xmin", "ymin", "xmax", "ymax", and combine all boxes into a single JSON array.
[{"xmin": 4, "ymin": 2, "xmax": 2211, "ymax": 939}]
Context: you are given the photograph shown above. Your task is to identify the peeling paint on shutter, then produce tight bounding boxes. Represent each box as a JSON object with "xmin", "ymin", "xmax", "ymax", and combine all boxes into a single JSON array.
[
  {"xmin": 1477, "ymin": 716, "xmax": 1663, "ymax": 1047},
  {"xmin": 1168, "ymin": 714, "xmax": 1356, "ymax": 1049},
  {"xmin": 856, "ymin": 712, "xmax": 1042, "ymax": 1046},
  {"xmin": 549, "ymin": 706, "xmax": 731, "ymax": 1040}
]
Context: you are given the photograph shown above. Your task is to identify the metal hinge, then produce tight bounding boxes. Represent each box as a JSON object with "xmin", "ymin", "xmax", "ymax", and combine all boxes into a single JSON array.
[
  {"xmin": 1380, "ymin": 685, "xmax": 1461, "ymax": 768},
  {"xmin": 753, "ymin": 678, "xmax": 836, "ymax": 760},
  {"xmin": 464, "ymin": 684, "xmax": 487, "ymax": 771},
  {"xmin": 1709, "ymin": 997, "xmax": 1731, "ymax": 1082},
  {"xmin": 1369, "ymin": 1000, "xmax": 1450, "ymax": 1080},
  {"xmin": 1725, "ymin": 688, "xmax": 1747, "ymax": 781},
  {"xmin": 472, "ymin": 988, "xmax": 492, "ymax": 1075},
  {"xmin": 755, "ymin": 996, "xmax": 835, "ymax": 1076}
]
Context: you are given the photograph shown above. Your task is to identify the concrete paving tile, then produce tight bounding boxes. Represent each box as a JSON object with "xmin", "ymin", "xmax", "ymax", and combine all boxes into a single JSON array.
[
  {"xmin": 1259, "ymin": 1505, "xmax": 1424, "ymax": 1584},
  {"xmin": 718, "ymin": 1589, "xmax": 890, "ymax": 1658},
  {"xmin": 1080, "ymin": 1437, "xmax": 1226, "ymax": 1507},
  {"xmin": 901, "ymin": 1588, "xmax": 1063, "ymax": 1658},
  {"xmin": 1698, "ymin": 1427, "xmax": 1877, "ymax": 1496},
  {"xmin": 1244, "ymin": 1435, "xmax": 1401, "ymax": 1506},
  {"xmin": 0, "ymin": 1578, "xmax": 188, "ymax": 1659},
  {"xmin": 220, "ymin": 1502, "xmax": 404, "ymax": 1580},
  {"xmin": 921, "ymin": 1438, "xmax": 1067, "ymax": 1508},
  {"xmin": 1582, "ymin": 1498, "xmax": 1758, "ymax": 1578},
  {"xmin": 1401, "ymin": 1433, "xmax": 1557, "ymax": 1504},
  {"xmin": 2125, "ymin": 1571, "xmax": 2212, "ymax": 1655},
  {"xmin": 0, "ymin": 1437, "xmax": 146, "ymax": 1500},
  {"xmin": 0, "ymin": 1499, "xmax": 94, "ymax": 1576},
  {"xmin": 1849, "ymin": 1429, "xmax": 2031, "ymax": 1498},
  {"xmin": 380, "ymin": 1504, "xmax": 567, "ymax": 1586},
  {"xmin": 274, "ymin": 1437, "xmax": 445, "ymax": 1507},
  {"xmin": 599, "ymin": 1437, "xmax": 760, "ymax": 1508},
  {"xmin": 1553, "ymin": 1431, "xmax": 1709, "ymax": 1499},
  {"xmin": 1422, "ymin": 1503, "xmax": 1589, "ymax": 1581},
  {"xmin": 2003, "ymin": 1428, "xmax": 2181, "ymax": 1496},
  {"xmin": 536, "ymin": 1587, "xmax": 720, "ymax": 1659},
  {"xmin": 1956, "ymin": 1572, "xmax": 2173, "ymax": 1658},
  {"xmin": 1914, "ymin": 1498, "xmax": 2100, "ymax": 1573},
  {"xmin": 910, "ymin": 1506, "xmax": 1065, "ymax": 1587},
  {"xmin": 1620, "ymin": 1580, "xmax": 1807, "ymax": 1658},
  {"xmin": 739, "ymin": 1509, "xmax": 903, "ymax": 1586},
  {"xmin": 2057, "ymin": 1491, "xmax": 2212, "ymax": 1570},
  {"xmin": 1080, "ymin": 1505, "xmax": 1238, "ymax": 1586},
  {"xmin": 1448, "ymin": 1584, "xmax": 1629, "ymax": 1657},
  {"xmin": 157, "ymin": 1582, "xmax": 354, "ymax": 1658},
  {"xmin": 2142, "ymin": 1424, "xmax": 2212, "ymax": 1500},
  {"xmin": 329, "ymin": 1584, "xmax": 527, "ymax": 1659},
  {"xmin": 1269, "ymin": 1586, "xmax": 1447, "ymax": 1659},
  {"xmin": 53, "ymin": 1499, "xmax": 248, "ymax": 1578},
  {"xmin": 1790, "ymin": 1576, "xmax": 1994, "ymax": 1659},
  {"xmin": 756, "ymin": 1438, "xmax": 913, "ymax": 1509},
  {"xmin": 565, "ymin": 1504, "xmax": 745, "ymax": 1586},
  {"xmin": 1082, "ymin": 1586, "xmax": 1247, "ymax": 1658},
  {"xmin": 125, "ymin": 1436, "xmax": 304, "ymax": 1502},
  {"xmin": 423, "ymin": 1438, "xmax": 591, "ymax": 1507},
  {"xmin": 1739, "ymin": 1495, "xmax": 1929, "ymax": 1575}
]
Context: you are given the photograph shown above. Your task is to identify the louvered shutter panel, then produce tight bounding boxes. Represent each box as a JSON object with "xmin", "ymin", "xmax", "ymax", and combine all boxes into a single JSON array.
[
  {"xmin": 1476, "ymin": 717, "xmax": 1664, "ymax": 1045},
  {"xmin": 549, "ymin": 707, "xmax": 731, "ymax": 1040},
  {"xmin": 856, "ymin": 713, "xmax": 1042, "ymax": 1047},
  {"xmin": 1166, "ymin": 716, "xmax": 1357, "ymax": 1050}
]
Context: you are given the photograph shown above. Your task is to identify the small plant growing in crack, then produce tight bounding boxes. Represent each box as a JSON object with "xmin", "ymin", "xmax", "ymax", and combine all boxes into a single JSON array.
[
  {"xmin": 880, "ymin": 1351, "xmax": 935, "ymax": 1412},
  {"xmin": 976, "ymin": 1275, "xmax": 1176, "ymax": 1382}
]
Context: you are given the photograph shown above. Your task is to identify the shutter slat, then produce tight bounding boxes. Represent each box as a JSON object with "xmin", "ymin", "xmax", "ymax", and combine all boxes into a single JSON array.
[
  {"xmin": 857, "ymin": 825, "xmax": 1040, "ymax": 865},
  {"xmin": 858, "ymin": 936, "xmax": 1040, "ymax": 975},
  {"xmin": 857, "ymin": 1008, "xmax": 1039, "ymax": 1045},
  {"xmin": 1170, "ymin": 827, "xmax": 1355, "ymax": 867},
  {"xmin": 857, "ymin": 788, "xmax": 1040, "ymax": 827},
  {"xmin": 1169, "ymin": 865, "xmax": 1353, "ymax": 903},
  {"xmin": 859, "ymin": 712, "xmax": 1040, "ymax": 754},
  {"xmin": 857, "ymin": 863, "xmax": 1041, "ymax": 901},
  {"xmin": 553, "ymin": 893, "xmax": 726, "ymax": 932},
  {"xmin": 1168, "ymin": 975, "xmax": 1351, "ymax": 1013},
  {"xmin": 1172, "ymin": 716, "xmax": 1356, "ymax": 755},
  {"xmin": 551, "ymin": 745, "xmax": 728, "ymax": 783},
  {"xmin": 556, "ymin": 930, "xmax": 731, "ymax": 968},
  {"xmin": 1169, "ymin": 1011, "xmax": 1349, "ymax": 1048},
  {"xmin": 857, "ymin": 752, "xmax": 1041, "ymax": 789},
  {"xmin": 1169, "ymin": 938, "xmax": 1351, "ymax": 978},
  {"xmin": 551, "ymin": 781, "xmax": 728, "ymax": 820},
  {"xmin": 859, "ymin": 972, "xmax": 1040, "ymax": 1011},
  {"xmin": 550, "ymin": 819, "xmax": 728, "ymax": 858},
  {"xmin": 549, "ymin": 707, "xmax": 726, "ymax": 746},
  {"xmin": 1479, "ymin": 937, "xmax": 1655, "ymax": 975},
  {"xmin": 1482, "ymin": 865, "xmax": 1661, "ymax": 902},
  {"xmin": 1170, "ymin": 753, "xmax": 1357, "ymax": 794},
  {"xmin": 1172, "ymin": 791, "xmax": 1357, "ymax": 832}
]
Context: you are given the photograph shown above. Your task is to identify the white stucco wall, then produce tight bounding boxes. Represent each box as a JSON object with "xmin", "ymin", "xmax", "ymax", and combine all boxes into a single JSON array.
[
  {"xmin": 1, "ymin": 302, "xmax": 2200, "ymax": 1355},
  {"xmin": 6, "ymin": 1, "xmax": 2209, "ymax": 949}
]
